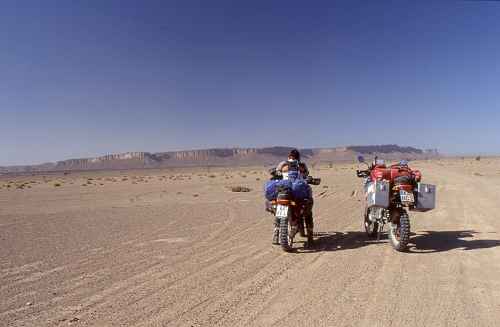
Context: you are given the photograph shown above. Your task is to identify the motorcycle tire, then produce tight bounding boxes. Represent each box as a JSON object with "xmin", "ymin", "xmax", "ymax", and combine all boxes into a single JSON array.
[
  {"xmin": 279, "ymin": 216, "xmax": 293, "ymax": 252},
  {"xmin": 364, "ymin": 208, "xmax": 379, "ymax": 238},
  {"xmin": 389, "ymin": 210, "xmax": 410, "ymax": 252}
]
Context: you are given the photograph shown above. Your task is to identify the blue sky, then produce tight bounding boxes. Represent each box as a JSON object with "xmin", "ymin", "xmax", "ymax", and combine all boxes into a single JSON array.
[{"xmin": 1, "ymin": 1, "xmax": 499, "ymax": 165}]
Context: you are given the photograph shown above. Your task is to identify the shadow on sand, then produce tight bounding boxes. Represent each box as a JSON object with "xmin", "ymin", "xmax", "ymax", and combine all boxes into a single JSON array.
[
  {"xmin": 291, "ymin": 231, "xmax": 379, "ymax": 253},
  {"xmin": 409, "ymin": 230, "xmax": 500, "ymax": 253},
  {"xmin": 290, "ymin": 230, "xmax": 500, "ymax": 254}
]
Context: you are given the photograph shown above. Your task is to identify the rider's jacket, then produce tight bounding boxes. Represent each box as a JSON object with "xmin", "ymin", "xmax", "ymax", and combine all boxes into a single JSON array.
[{"xmin": 276, "ymin": 160, "xmax": 310, "ymax": 179}]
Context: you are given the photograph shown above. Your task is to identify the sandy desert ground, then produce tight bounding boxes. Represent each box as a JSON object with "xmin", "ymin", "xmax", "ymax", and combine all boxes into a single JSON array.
[{"xmin": 1, "ymin": 158, "xmax": 500, "ymax": 326}]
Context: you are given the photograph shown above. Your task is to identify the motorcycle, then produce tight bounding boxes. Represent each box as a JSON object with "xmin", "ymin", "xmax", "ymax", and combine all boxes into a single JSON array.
[
  {"xmin": 356, "ymin": 156, "xmax": 435, "ymax": 252},
  {"xmin": 266, "ymin": 161, "xmax": 321, "ymax": 252}
]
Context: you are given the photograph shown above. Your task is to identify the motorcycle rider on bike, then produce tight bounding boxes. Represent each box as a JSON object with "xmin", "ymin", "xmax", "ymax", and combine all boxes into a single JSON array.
[{"xmin": 272, "ymin": 149, "xmax": 315, "ymax": 245}]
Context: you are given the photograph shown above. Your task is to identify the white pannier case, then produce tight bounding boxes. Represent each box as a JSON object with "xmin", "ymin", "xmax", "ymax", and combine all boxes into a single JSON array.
[
  {"xmin": 411, "ymin": 183, "xmax": 436, "ymax": 212},
  {"xmin": 365, "ymin": 180, "xmax": 390, "ymax": 209}
]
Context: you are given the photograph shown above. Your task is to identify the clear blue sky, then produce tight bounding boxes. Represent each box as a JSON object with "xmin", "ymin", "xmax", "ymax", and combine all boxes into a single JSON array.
[{"xmin": 1, "ymin": 1, "xmax": 499, "ymax": 165}]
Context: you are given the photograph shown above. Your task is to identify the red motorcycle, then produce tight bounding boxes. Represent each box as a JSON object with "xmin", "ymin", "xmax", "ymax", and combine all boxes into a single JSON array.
[{"xmin": 356, "ymin": 156, "xmax": 436, "ymax": 252}]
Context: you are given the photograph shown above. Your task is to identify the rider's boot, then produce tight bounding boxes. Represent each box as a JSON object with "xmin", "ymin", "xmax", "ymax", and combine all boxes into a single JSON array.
[
  {"xmin": 298, "ymin": 219, "xmax": 305, "ymax": 237},
  {"xmin": 305, "ymin": 215, "xmax": 314, "ymax": 247},
  {"xmin": 306, "ymin": 227, "xmax": 314, "ymax": 246}
]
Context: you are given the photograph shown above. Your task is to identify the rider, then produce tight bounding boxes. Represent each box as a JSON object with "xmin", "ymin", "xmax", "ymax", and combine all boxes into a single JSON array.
[
  {"xmin": 276, "ymin": 149, "xmax": 309, "ymax": 179},
  {"xmin": 275, "ymin": 149, "xmax": 315, "ymax": 245}
]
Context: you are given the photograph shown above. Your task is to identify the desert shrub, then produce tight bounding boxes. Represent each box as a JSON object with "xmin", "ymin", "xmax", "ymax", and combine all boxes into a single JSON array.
[
  {"xmin": 230, "ymin": 186, "xmax": 251, "ymax": 192},
  {"xmin": 475, "ymin": 156, "xmax": 481, "ymax": 161},
  {"xmin": 54, "ymin": 183, "xmax": 62, "ymax": 187}
]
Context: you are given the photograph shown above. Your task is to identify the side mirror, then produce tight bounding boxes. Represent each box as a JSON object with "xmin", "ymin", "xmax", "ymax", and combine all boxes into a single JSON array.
[{"xmin": 357, "ymin": 155, "xmax": 365, "ymax": 163}]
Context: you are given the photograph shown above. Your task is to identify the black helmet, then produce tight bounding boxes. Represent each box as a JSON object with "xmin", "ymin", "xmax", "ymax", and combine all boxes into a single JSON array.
[{"xmin": 288, "ymin": 149, "xmax": 301, "ymax": 161}]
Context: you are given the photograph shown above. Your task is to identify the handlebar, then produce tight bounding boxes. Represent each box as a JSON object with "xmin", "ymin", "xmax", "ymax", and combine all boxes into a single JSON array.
[
  {"xmin": 356, "ymin": 170, "xmax": 370, "ymax": 178},
  {"xmin": 267, "ymin": 169, "xmax": 321, "ymax": 185},
  {"xmin": 306, "ymin": 176, "xmax": 321, "ymax": 185}
]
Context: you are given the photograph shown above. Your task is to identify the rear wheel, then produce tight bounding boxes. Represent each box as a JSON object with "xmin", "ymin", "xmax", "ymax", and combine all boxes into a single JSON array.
[
  {"xmin": 272, "ymin": 218, "xmax": 280, "ymax": 245},
  {"xmin": 389, "ymin": 210, "xmax": 410, "ymax": 252},
  {"xmin": 364, "ymin": 208, "xmax": 379, "ymax": 238},
  {"xmin": 279, "ymin": 214, "xmax": 294, "ymax": 252}
]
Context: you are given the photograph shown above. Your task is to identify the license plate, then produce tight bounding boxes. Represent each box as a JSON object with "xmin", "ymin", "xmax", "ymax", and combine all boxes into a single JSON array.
[
  {"xmin": 276, "ymin": 204, "xmax": 289, "ymax": 218},
  {"xmin": 400, "ymin": 190, "xmax": 415, "ymax": 203}
]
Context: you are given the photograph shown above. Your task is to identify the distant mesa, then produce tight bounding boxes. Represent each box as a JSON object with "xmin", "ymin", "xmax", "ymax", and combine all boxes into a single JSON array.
[
  {"xmin": 0, "ymin": 145, "xmax": 439, "ymax": 173},
  {"xmin": 347, "ymin": 144, "xmax": 423, "ymax": 154}
]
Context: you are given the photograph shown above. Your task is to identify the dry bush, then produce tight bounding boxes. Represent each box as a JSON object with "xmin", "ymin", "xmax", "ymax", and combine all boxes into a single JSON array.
[{"xmin": 230, "ymin": 186, "xmax": 251, "ymax": 193}]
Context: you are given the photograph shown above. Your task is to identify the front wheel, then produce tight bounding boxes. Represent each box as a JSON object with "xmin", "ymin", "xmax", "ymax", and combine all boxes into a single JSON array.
[
  {"xmin": 388, "ymin": 210, "xmax": 410, "ymax": 252},
  {"xmin": 364, "ymin": 208, "xmax": 379, "ymax": 238},
  {"xmin": 279, "ymin": 215, "xmax": 294, "ymax": 252}
]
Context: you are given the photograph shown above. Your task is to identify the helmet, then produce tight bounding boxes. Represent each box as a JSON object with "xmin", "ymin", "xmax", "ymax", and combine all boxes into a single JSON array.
[
  {"xmin": 399, "ymin": 160, "xmax": 409, "ymax": 166},
  {"xmin": 288, "ymin": 149, "xmax": 301, "ymax": 161}
]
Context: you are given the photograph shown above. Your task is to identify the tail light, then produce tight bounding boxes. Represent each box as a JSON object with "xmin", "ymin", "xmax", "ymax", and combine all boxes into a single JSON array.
[
  {"xmin": 399, "ymin": 185, "xmax": 414, "ymax": 192},
  {"xmin": 276, "ymin": 199, "xmax": 296, "ymax": 206}
]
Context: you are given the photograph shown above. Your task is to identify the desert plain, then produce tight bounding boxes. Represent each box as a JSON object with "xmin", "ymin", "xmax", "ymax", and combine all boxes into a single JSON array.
[{"xmin": 1, "ymin": 158, "xmax": 500, "ymax": 326}]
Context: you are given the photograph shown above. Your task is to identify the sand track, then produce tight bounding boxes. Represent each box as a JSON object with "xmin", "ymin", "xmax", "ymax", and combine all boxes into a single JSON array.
[{"xmin": 1, "ymin": 160, "xmax": 500, "ymax": 326}]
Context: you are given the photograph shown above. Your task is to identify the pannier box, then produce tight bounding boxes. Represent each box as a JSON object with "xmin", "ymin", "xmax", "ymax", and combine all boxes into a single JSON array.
[
  {"xmin": 365, "ymin": 180, "xmax": 390, "ymax": 209},
  {"xmin": 411, "ymin": 183, "xmax": 436, "ymax": 212}
]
